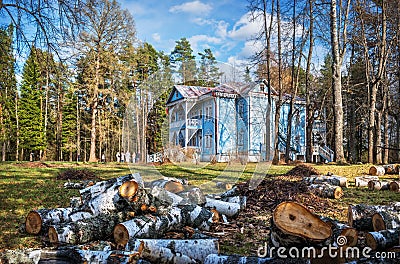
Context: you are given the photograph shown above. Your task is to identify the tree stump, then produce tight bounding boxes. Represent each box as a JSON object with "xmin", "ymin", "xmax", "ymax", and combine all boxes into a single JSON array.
[{"xmin": 270, "ymin": 202, "xmax": 332, "ymax": 247}]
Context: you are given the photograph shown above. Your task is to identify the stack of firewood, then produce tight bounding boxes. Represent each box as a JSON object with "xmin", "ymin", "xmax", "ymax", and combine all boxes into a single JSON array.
[
  {"xmin": 354, "ymin": 165, "xmax": 400, "ymax": 192},
  {"xmin": 303, "ymin": 174, "xmax": 347, "ymax": 199},
  {"xmin": 21, "ymin": 173, "xmax": 247, "ymax": 263}
]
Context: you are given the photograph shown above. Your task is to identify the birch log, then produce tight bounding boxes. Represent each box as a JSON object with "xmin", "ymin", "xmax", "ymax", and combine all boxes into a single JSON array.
[
  {"xmin": 177, "ymin": 187, "xmax": 206, "ymax": 205},
  {"xmin": 221, "ymin": 196, "xmax": 247, "ymax": 210},
  {"xmin": 25, "ymin": 208, "xmax": 92, "ymax": 235},
  {"xmin": 270, "ymin": 202, "xmax": 332, "ymax": 247},
  {"xmin": 354, "ymin": 176, "xmax": 379, "ymax": 187},
  {"xmin": 48, "ymin": 212, "xmax": 129, "ymax": 244},
  {"xmin": 308, "ymin": 183, "xmax": 344, "ymax": 199},
  {"xmin": 323, "ymin": 218, "xmax": 358, "ymax": 247},
  {"xmin": 204, "ymin": 197, "xmax": 241, "ymax": 217},
  {"xmin": 389, "ymin": 181, "xmax": 400, "ymax": 192},
  {"xmin": 369, "ymin": 165, "xmax": 386, "ymax": 176},
  {"xmin": 372, "ymin": 211, "xmax": 400, "ymax": 231},
  {"xmin": 113, "ymin": 205, "xmax": 214, "ymax": 246},
  {"xmin": 138, "ymin": 244, "xmax": 196, "ymax": 264},
  {"xmin": 145, "ymin": 179, "xmax": 184, "ymax": 193},
  {"xmin": 348, "ymin": 204, "xmax": 400, "ymax": 231},
  {"xmin": 366, "ymin": 229, "xmax": 400, "ymax": 250},
  {"xmin": 304, "ymin": 175, "xmax": 348, "ymax": 188},
  {"xmin": 382, "ymin": 164, "xmax": 398, "ymax": 174},
  {"xmin": 126, "ymin": 239, "xmax": 219, "ymax": 263},
  {"xmin": 368, "ymin": 180, "xmax": 390, "ymax": 191}
]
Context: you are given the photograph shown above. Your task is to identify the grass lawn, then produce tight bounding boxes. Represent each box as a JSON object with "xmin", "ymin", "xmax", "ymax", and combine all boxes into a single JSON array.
[{"xmin": 0, "ymin": 161, "xmax": 399, "ymax": 251}]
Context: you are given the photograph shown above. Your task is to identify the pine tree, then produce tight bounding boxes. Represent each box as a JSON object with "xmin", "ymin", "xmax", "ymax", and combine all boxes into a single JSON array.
[
  {"xmin": 0, "ymin": 24, "xmax": 17, "ymax": 161},
  {"xmin": 18, "ymin": 47, "xmax": 46, "ymax": 159},
  {"xmin": 170, "ymin": 38, "xmax": 196, "ymax": 84},
  {"xmin": 198, "ymin": 48, "xmax": 221, "ymax": 86},
  {"xmin": 62, "ymin": 89, "xmax": 78, "ymax": 161}
]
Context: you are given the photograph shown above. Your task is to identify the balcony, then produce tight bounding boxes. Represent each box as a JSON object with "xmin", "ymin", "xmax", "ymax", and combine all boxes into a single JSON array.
[{"xmin": 187, "ymin": 119, "xmax": 202, "ymax": 129}]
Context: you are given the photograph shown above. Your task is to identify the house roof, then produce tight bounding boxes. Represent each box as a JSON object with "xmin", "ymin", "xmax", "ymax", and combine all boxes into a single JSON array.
[{"xmin": 174, "ymin": 85, "xmax": 213, "ymax": 99}]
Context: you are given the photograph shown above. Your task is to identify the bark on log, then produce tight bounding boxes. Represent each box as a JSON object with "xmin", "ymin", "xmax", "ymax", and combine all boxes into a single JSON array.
[
  {"xmin": 204, "ymin": 197, "xmax": 241, "ymax": 217},
  {"xmin": 382, "ymin": 164, "xmax": 398, "ymax": 174},
  {"xmin": 369, "ymin": 165, "xmax": 386, "ymax": 176},
  {"xmin": 177, "ymin": 187, "xmax": 206, "ymax": 205},
  {"xmin": 304, "ymin": 175, "xmax": 348, "ymax": 188},
  {"xmin": 308, "ymin": 183, "xmax": 343, "ymax": 199},
  {"xmin": 219, "ymin": 186, "xmax": 240, "ymax": 198},
  {"xmin": 63, "ymin": 180, "xmax": 94, "ymax": 189},
  {"xmin": 372, "ymin": 211, "xmax": 400, "ymax": 231},
  {"xmin": 221, "ymin": 195, "xmax": 247, "ymax": 210},
  {"xmin": 270, "ymin": 202, "xmax": 332, "ymax": 247},
  {"xmin": 144, "ymin": 179, "xmax": 185, "ymax": 193},
  {"xmin": 348, "ymin": 204, "xmax": 400, "ymax": 231},
  {"xmin": 25, "ymin": 208, "xmax": 92, "ymax": 235},
  {"xmin": 323, "ymin": 218, "xmax": 358, "ymax": 247},
  {"xmin": 354, "ymin": 176, "xmax": 379, "ymax": 187},
  {"xmin": 48, "ymin": 212, "xmax": 130, "ymax": 244},
  {"xmin": 126, "ymin": 238, "xmax": 219, "ymax": 263},
  {"xmin": 138, "ymin": 244, "xmax": 196, "ymax": 264},
  {"xmin": 204, "ymin": 254, "xmax": 274, "ymax": 264},
  {"xmin": 113, "ymin": 205, "xmax": 214, "ymax": 246},
  {"xmin": 389, "ymin": 181, "xmax": 400, "ymax": 192},
  {"xmin": 365, "ymin": 229, "xmax": 400, "ymax": 250},
  {"xmin": 216, "ymin": 182, "xmax": 234, "ymax": 190},
  {"xmin": 367, "ymin": 180, "xmax": 390, "ymax": 191},
  {"xmin": 79, "ymin": 176, "xmax": 148, "ymax": 215}
]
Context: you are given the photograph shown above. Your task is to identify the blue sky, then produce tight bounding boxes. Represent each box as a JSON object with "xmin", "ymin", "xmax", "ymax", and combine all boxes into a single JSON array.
[{"xmin": 120, "ymin": 0, "xmax": 265, "ymax": 66}]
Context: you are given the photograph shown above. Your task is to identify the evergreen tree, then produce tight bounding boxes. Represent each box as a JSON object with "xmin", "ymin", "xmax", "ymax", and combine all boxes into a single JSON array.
[
  {"xmin": 19, "ymin": 47, "xmax": 46, "ymax": 159},
  {"xmin": 0, "ymin": 24, "xmax": 17, "ymax": 161},
  {"xmin": 62, "ymin": 89, "xmax": 78, "ymax": 161},
  {"xmin": 170, "ymin": 38, "xmax": 196, "ymax": 84},
  {"xmin": 198, "ymin": 48, "xmax": 221, "ymax": 86}
]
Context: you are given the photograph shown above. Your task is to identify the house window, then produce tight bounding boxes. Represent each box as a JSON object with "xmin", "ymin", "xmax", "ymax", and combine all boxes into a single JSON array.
[
  {"xmin": 205, "ymin": 105, "xmax": 212, "ymax": 120},
  {"xmin": 175, "ymin": 90, "xmax": 179, "ymax": 98},
  {"xmin": 205, "ymin": 134, "xmax": 213, "ymax": 148},
  {"xmin": 260, "ymin": 83, "xmax": 265, "ymax": 92},
  {"xmin": 238, "ymin": 129, "xmax": 244, "ymax": 146}
]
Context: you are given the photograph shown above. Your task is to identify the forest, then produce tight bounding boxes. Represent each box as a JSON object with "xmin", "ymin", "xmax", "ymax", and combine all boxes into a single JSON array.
[{"xmin": 0, "ymin": 0, "xmax": 399, "ymax": 164}]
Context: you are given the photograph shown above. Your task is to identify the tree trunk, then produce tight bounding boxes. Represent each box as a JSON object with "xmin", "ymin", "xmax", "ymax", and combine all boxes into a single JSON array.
[
  {"xmin": 369, "ymin": 165, "xmax": 386, "ymax": 176},
  {"xmin": 308, "ymin": 183, "xmax": 343, "ymax": 199},
  {"xmin": 113, "ymin": 205, "xmax": 214, "ymax": 246},
  {"xmin": 177, "ymin": 187, "xmax": 206, "ymax": 205},
  {"xmin": 330, "ymin": 0, "xmax": 348, "ymax": 163},
  {"xmin": 323, "ymin": 218, "xmax": 358, "ymax": 247},
  {"xmin": 354, "ymin": 176, "xmax": 379, "ymax": 187},
  {"xmin": 372, "ymin": 211, "xmax": 400, "ymax": 231},
  {"xmin": 382, "ymin": 164, "xmax": 397, "ymax": 174},
  {"xmin": 367, "ymin": 180, "xmax": 389, "ymax": 191},
  {"xmin": 366, "ymin": 229, "xmax": 400, "ymax": 251},
  {"xmin": 126, "ymin": 239, "xmax": 219, "ymax": 263},
  {"xmin": 88, "ymin": 52, "xmax": 101, "ymax": 162},
  {"xmin": 25, "ymin": 208, "xmax": 92, "ymax": 235},
  {"xmin": 348, "ymin": 204, "xmax": 400, "ymax": 231},
  {"xmin": 48, "ymin": 212, "xmax": 129, "ymax": 244},
  {"xmin": 270, "ymin": 201, "xmax": 332, "ymax": 247},
  {"xmin": 221, "ymin": 196, "xmax": 247, "ymax": 210},
  {"xmin": 303, "ymin": 175, "xmax": 348, "ymax": 188}
]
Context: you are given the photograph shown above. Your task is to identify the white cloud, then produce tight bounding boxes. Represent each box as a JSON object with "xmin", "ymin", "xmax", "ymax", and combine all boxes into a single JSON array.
[
  {"xmin": 228, "ymin": 11, "xmax": 262, "ymax": 41},
  {"xmin": 152, "ymin": 33, "xmax": 161, "ymax": 42},
  {"xmin": 169, "ymin": 1, "xmax": 212, "ymax": 15},
  {"xmin": 189, "ymin": 34, "xmax": 222, "ymax": 52}
]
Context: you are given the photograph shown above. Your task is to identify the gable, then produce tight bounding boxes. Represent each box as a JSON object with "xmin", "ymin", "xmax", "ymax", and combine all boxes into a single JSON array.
[{"xmin": 166, "ymin": 86, "xmax": 184, "ymax": 105}]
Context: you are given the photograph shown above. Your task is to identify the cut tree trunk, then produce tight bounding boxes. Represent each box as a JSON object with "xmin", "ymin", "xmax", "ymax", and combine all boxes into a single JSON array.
[
  {"xmin": 126, "ymin": 238, "xmax": 219, "ymax": 263},
  {"xmin": 216, "ymin": 182, "xmax": 234, "ymax": 190},
  {"xmin": 145, "ymin": 179, "xmax": 184, "ymax": 193},
  {"xmin": 323, "ymin": 218, "xmax": 358, "ymax": 247},
  {"xmin": 25, "ymin": 208, "xmax": 92, "ymax": 235},
  {"xmin": 304, "ymin": 175, "xmax": 348, "ymax": 188},
  {"xmin": 308, "ymin": 183, "xmax": 343, "ymax": 199},
  {"xmin": 270, "ymin": 201, "xmax": 332, "ymax": 247},
  {"xmin": 372, "ymin": 211, "xmax": 400, "ymax": 231},
  {"xmin": 219, "ymin": 186, "xmax": 240, "ymax": 198},
  {"xmin": 368, "ymin": 180, "xmax": 390, "ymax": 191},
  {"xmin": 389, "ymin": 181, "xmax": 400, "ymax": 192},
  {"xmin": 177, "ymin": 187, "xmax": 206, "ymax": 205},
  {"xmin": 204, "ymin": 197, "xmax": 241, "ymax": 217},
  {"xmin": 204, "ymin": 254, "xmax": 274, "ymax": 264},
  {"xmin": 383, "ymin": 164, "xmax": 398, "ymax": 174},
  {"xmin": 113, "ymin": 205, "xmax": 214, "ymax": 246},
  {"xmin": 366, "ymin": 229, "xmax": 400, "ymax": 250},
  {"xmin": 221, "ymin": 196, "xmax": 247, "ymax": 210},
  {"xmin": 80, "ymin": 175, "xmax": 148, "ymax": 215},
  {"xmin": 48, "ymin": 212, "xmax": 130, "ymax": 245},
  {"xmin": 369, "ymin": 165, "xmax": 386, "ymax": 176},
  {"xmin": 138, "ymin": 244, "xmax": 195, "ymax": 264},
  {"xmin": 63, "ymin": 180, "xmax": 95, "ymax": 189},
  {"xmin": 348, "ymin": 204, "xmax": 400, "ymax": 231},
  {"xmin": 354, "ymin": 176, "xmax": 379, "ymax": 187}
]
